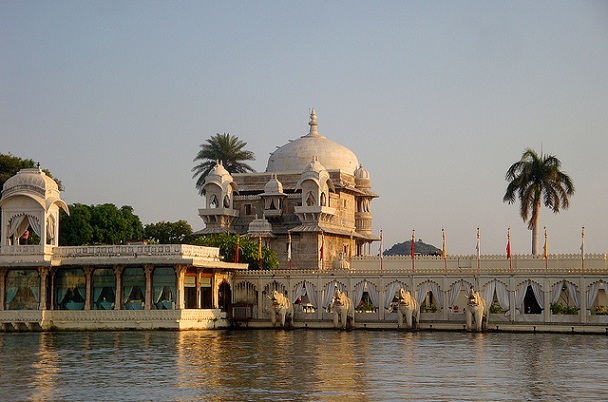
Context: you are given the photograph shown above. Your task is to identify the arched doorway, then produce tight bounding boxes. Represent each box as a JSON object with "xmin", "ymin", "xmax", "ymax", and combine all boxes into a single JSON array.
[
  {"xmin": 523, "ymin": 285, "xmax": 542, "ymax": 314},
  {"xmin": 218, "ymin": 282, "xmax": 231, "ymax": 312}
]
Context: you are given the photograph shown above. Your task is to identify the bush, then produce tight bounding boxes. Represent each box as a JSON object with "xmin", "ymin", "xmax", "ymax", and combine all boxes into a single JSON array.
[{"xmin": 550, "ymin": 303, "xmax": 579, "ymax": 315}]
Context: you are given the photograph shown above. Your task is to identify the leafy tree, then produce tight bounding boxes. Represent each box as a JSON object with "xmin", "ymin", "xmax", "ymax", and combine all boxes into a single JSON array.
[
  {"xmin": 59, "ymin": 204, "xmax": 94, "ymax": 245},
  {"xmin": 0, "ymin": 153, "xmax": 62, "ymax": 192},
  {"xmin": 144, "ymin": 220, "xmax": 194, "ymax": 244},
  {"xmin": 59, "ymin": 204, "xmax": 144, "ymax": 246},
  {"xmin": 192, "ymin": 133, "xmax": 255, "ymax": 195},
  {"xmin": 503, "ymin": 148, "xmax": 575, "ymax": 254},
  {"xmin": 192, "ymin": 233, "xmax": 278, "ymax": 270}
]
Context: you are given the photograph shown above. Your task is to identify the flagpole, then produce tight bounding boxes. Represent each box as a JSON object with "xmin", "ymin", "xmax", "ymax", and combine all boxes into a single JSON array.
[
  {"xmin": 476, "ymin": 227, "xmax": 480, "ymax": 272},
  {"xmin": 442, "ymin": 228, "xmax": 447, "ymax": 271},
  {"xmin": 543, "ymin": 227, "xmax": 548, "ymax": 270},
  {"xmin": 411, "ymin": 229, "xmax": 415, "ymax": 273},
  {"xmin": 320, "ymin": 230, "xmax": 325, "ymax": 269},
  {"xmin": 234, "ymin": 234, "xmax": 240, "ymax": 264},
  {"xmin": 581, "ymin": 226, "xmax": 585, "ymax": 272},
  {"xmin": 379, "ymin": 229, "xmax": 384, "ymax": 272},
  {"xmin": 258, "ymin": 235, "xmax": 263, "ymax": 270},
  {"xmin": 507, "ymin": 227, "xmax": 512, "ymax": 272},
  {"xmin": 287, "ymin": 230, "xmax": 292, "ymax": 270}
]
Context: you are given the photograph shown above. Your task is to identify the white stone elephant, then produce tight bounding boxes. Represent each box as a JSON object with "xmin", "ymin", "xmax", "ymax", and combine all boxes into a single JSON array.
[
  {"xmin": 327, "ymin": 289, "xmax": 355, "ymax": 329},
  {"xmin": 267, "ymin": 290, "xmax": 293, "ymax": 328},
  {"xmin": 465, "ymin": 288, "xmax": 488, "ymax": 331},
  {"xmin": 388, "ymin": 288, "xmax": 420, "ymax": 329}
]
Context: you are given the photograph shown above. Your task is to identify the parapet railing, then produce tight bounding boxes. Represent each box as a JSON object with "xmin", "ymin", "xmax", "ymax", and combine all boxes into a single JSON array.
[{"xmin": 52, "ymin": 244, "xmax": 222, "ymax": 260}]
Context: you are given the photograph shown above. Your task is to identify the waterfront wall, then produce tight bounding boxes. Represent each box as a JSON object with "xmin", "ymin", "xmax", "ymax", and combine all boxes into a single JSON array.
[
  {"xmin": 233, "ymin": 254, "xmax": 608, "ymax": 328},
  {"xmin": 0, "ymin": 309, "xmax": 228, "ymax": 331}
]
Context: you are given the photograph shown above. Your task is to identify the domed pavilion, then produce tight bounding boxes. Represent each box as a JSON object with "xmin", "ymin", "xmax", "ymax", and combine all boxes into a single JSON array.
[{"xmin": 198, "ymin": 109, "xmax": 379, "ymax": 269}]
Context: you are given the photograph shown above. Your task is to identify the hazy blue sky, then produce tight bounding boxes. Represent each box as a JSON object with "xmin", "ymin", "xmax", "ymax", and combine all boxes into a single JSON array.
[{"xmin": 2, "ymin": 1, "xmax": 607, "ymax": 255}]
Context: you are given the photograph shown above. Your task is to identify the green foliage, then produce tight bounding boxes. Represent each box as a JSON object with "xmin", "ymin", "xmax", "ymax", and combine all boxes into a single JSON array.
[
  {"xmin": 550, "ymin": 303, "xmax": 579, "ymax": 315},
  {"xmin": 192, "ymin": 133, "xmax": 255, "ymax": 195},
  {"xmin": 192, "ymin": 233, "xmax": 278, "ymax": 270},
  {"xmin": 503, "ymin": 148, "xmax": 575, "ymax": 253},
  {"xmin": 420, "ymin": 302, "xmax": 439, "ymax": 313},
  {"xmin": 489, "ymin": 302, "xmax": 504, "ymax": 314},
  {"xmin": 59, "ymin": 203, "xmax": 144, "ymax": 245},
  {"xmin": 144, "ymin": 220, "xmax": 194, "ymax": 244},
  {"xmin": 0, "ymin": 153, "xmax": 63, "ymax": 191}
]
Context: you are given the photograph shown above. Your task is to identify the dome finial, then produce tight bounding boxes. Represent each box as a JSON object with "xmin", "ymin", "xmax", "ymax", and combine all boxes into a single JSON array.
[{"xmin": 308, "ymin": 107, "xmax": 319, "ymax": 136}]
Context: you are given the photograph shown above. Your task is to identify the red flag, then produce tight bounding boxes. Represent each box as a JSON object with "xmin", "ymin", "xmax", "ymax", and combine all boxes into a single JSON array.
[
  {"xmin": 410, "ymin": 229, "xmax": 415, "ymax": 259},
  {"xmin": 506, "ymin": 229, "xmax": 511, "ymax": 259}
]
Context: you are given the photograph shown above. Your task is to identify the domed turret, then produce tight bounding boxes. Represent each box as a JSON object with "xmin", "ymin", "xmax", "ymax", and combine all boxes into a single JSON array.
[
  {"xmin": 2, "ymin": 168, "xmax": 60, "ymax": 199},
  {"xmin": 354, "ymin": 164, "xmax": 371, "ymax": 190},
  {"xmin": 266, "ymin": 109, "xmax": 359, "ymax": 174}
]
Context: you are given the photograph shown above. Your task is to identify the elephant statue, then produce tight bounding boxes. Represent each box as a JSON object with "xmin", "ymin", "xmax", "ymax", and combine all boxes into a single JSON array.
[
  {"xmin": 327, "ymin": 289, "xmax": 355, "ymax": 329},
  {"xmin": 465, "ymin": 288, "xmax": 488, "ymax": 331},
  {"xmin": 267, "ymin": 290, "xmax": 293, "ymax": 328},
  {"xmin": 388, "ymin": 288, "xmax": 420, "ymax": 329}
]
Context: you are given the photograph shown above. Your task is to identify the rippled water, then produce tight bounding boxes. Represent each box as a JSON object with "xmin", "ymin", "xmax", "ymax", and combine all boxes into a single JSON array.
[{"xmin": 1, "ymin": 330, "xmax": 606, "ymax": 401}]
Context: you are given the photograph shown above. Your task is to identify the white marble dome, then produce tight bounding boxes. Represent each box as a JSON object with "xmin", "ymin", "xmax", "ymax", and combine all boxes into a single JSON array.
[
  {"xmin": 265, "ymin": 109, "xmax": 359, "ymax": 174},
  {"xmin": 2, "ymin": 168, "xmax": 59, "ymax": 196}
]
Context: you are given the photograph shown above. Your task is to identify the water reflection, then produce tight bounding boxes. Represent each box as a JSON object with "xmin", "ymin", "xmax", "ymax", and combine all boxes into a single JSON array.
[{"xmin": 0, "ymin": 330, "xmax": 606, "ymax": 401}]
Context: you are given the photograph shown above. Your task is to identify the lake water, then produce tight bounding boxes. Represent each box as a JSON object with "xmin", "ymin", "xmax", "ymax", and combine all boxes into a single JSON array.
[{"xmin": 1, "ymin": 329, "xmax": 606, "ymax": 401}]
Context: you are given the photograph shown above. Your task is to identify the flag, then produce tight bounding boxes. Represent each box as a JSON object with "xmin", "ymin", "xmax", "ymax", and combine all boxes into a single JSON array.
[
  {"xmin": 543, "ymin": 227, "xmax": 548, "ymax": 260},
  {"xmin": 410, "ymin": 229, "xmax": 415, "ymax": 259},
  {"xmin": 506, "ymin": 228, "xmax": 511, "ymax": 259},
  {"xmin": 379, "ymin": 230, "xmax": 383, "ymax": 259},
  {"xmin": 287, "ymin": 230, "xmax": 292, "ymax": 269},
  {"xmin": 441, "ymin": 228, "xmax": 446, "ymax": 260},
  {"xmin": 476, "ymin": 227, "xmax": 480, "ymax": 260},
  {"xmin": 320, "ymin": 231, "xmax": 325, "ymax": 261},
  {"xmin": 234, "ymin": 235, "xmax": 240, "ymax": 263}
]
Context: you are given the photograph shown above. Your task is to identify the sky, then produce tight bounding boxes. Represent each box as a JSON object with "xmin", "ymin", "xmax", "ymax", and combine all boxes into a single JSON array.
[{"xmin": 2, "ymin": 1, "xmax": 607, "ymax": 255}]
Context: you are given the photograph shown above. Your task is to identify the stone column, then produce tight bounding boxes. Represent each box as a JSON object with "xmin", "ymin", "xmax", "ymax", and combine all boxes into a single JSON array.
[
  {"xmin": 144, "ymin": 265, "xmax": 154, "ymax": 310},
  {"xmin": 175, "ymin": 265, "xmax": 186, "ymax": 310},
  {"xmin": 0, "ymin": 268, "xmax": 6, "ymax": 310},
  {"xmin": 83, "ymin": 266, "xmax": 93, "ymax": 310},
  {"xmin": 579, "ymin": 277, "xmax": 587, "ymax": 324},
  {"xmin": 196, "ymin": 268, "xmax": 202, "ymax": 309},
  {"xmin": 509, "ymin": 277, "xmax": 517, "ymax": 322},
  {"xmin": 114, "ymin": 265, "xmax": 124, "ymax": 310},
  {"xmin": 543, "ymin": 287, "xmax": 551, "ymax": 323},
  {"xmin": 37, "ymin": 267, "xmax": 49, "ymax": 310}
]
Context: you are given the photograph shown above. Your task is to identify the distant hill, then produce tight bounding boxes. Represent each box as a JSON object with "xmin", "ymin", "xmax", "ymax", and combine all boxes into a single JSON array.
[{"xmin": 383, "ymin": 240, "xmax": 442, "ymax": 256}]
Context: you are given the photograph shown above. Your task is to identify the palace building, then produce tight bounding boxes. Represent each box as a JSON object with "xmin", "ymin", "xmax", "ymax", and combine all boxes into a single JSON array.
[
  {"xmin": 197, "ymin": 109, "xmax": 379, "ymax": 270},
  {"xmin": 0, "ymin": 168, "xmax": 247, "ymax": 330}
]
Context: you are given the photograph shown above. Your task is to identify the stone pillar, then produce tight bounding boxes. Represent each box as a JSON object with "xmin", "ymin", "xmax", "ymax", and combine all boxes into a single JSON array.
[
  {"xmin": 144, "ymin": 265, "xmax": 154, "ymax": 310},
  {"xmin": 37, "ymin": 267, "xmax": 49, "ymax": 310},
  {"xmin": 509, "ymin": 277, "xmax": 517, "ymax": 322},
  {"xmin": 83, "ymin": 266, "xmax": 93, "ymax": 310},
  {"xmin": 175, "ymin": 265, "xmax": 186, "ymax": 310},
  {"xmin": 0, "ymin": 268, "xmax": 6, "ymax": 310},
  {"xmin": 114, "ymin": 265, "xmax": 124, "ymax": 310},
  {"xmin": 543, "ymin": 288, "xmax": 551, "ymax": 322},
  {"xmin": 379, "ymin": 276, "xmax": 385, "ymax": 321},
  {"xmin": 579, "ymin": 277, "xmax": 587, "ymax": 324},
  {"xmin": 196, "ymin": 268, "xmax": 202, "ymax": 309}
]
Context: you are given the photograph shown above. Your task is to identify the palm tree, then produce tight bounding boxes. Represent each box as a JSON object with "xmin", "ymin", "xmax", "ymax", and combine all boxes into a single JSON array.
[
  {"xmin": 192, "ymin": 133, "xmax": 255, "ymax": 194},
  {"xmin": 503, "ymin": 148, "xmax": 574, "ymax": 255}
]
